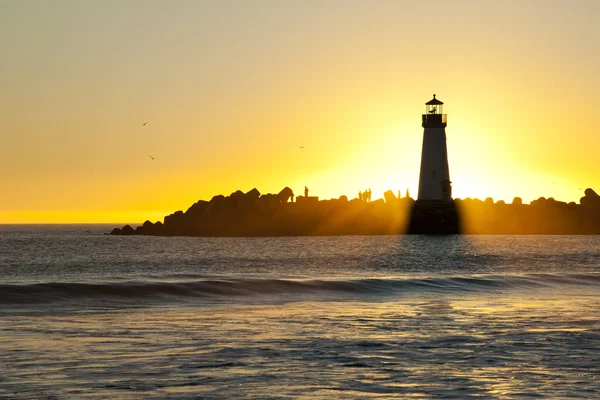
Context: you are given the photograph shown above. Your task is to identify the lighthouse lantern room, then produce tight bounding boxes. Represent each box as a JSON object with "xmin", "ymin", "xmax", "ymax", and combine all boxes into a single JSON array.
[{"xmin": 422, "ymin": 94, "xmax": 447, "ymax": 128}]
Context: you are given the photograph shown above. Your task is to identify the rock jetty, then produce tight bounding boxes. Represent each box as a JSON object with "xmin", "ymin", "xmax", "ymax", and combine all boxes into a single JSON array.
[
  {"xmin": 109, "ymin": 187, "xmax": 600, "ymax": 236},
  {"xmin": 110, "ymin": 187, "xmax": 414, "ymax": 237}
]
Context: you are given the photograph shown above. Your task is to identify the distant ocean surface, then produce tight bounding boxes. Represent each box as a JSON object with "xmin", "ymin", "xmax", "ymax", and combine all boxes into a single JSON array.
[{"xmin": 1, "ymin": 225, "xmax": 600, "ymax": 399}]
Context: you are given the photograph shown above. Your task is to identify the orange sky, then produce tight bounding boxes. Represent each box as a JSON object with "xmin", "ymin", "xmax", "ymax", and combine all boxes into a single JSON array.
[{"xmin": 1, "ymin": 1, "xmax": 599, "ymax": 223}]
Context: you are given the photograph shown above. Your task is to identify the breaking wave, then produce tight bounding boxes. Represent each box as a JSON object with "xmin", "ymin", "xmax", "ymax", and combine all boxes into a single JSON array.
[{"xmin": 2, "ymin": 274, "xmax": 600, "ymax": 305}]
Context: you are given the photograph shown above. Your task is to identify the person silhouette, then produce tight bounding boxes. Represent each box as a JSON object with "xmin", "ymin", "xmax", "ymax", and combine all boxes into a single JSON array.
[
  {"xmin": 359, "ymin": 191, "xmax": 363, "ymax": 201},
  {"xmin": 304, "ymin": 186, "xmax": 309, "ymax": 197}
]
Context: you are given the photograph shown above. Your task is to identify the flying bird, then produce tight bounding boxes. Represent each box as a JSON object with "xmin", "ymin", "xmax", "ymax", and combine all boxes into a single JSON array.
[
  {"xmin": 299, "ymin": 146, "xmax": 304, "ymax": 149},
  {"xmin": 149, "ymin": 155, "xmax": 155, "ymax": 160},
  {"xmin": 142, "ymin": 122, "xmax": 147, "ymax": 126}
]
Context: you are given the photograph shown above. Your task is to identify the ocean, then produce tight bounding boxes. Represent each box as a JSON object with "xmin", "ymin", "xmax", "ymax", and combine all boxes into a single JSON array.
[{"xmin": 1, "ymin": 225, "xmax": 599, "ymax": 399}]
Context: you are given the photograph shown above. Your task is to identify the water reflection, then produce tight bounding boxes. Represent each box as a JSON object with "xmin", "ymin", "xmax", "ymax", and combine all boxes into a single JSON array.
[{"xmin": 2, "ymin": 291, "xmax": 599, "ymax": 398}]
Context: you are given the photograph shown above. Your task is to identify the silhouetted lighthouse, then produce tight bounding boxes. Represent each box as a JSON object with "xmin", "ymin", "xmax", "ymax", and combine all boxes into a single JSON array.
[
  {"xmin": 417, "ymin": 94, "xmax": 452, "ymax": 201},
  {"xmin": 407, "ymin": 94, "xmax": 459, "ymax": 234}
]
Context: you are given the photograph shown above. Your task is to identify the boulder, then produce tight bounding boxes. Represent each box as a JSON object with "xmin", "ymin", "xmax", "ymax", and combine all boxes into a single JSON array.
[
  {"xmin": 165, "ymin": 210, "xmax": 185, "ymax": 226},
  {"xmin": 142, "ymin": 220, "xmax": 154, "ymax": 229},
  {"xmin": 383, "ymin": 190, "xmax": 397, "ymax": 204},
  {"xmin": 139, "ymin": 220, "xmax": 164, "ymax": 235},
  {"xmin": 210, "ymin": 194, "xmax": 225, "ymax": 204},
  {"xmin": 230, "ymin": 190, "xmax": 245, "ymax": 203},
  {"xmin": 245, "ymin": 188, "xmax": 261, "ymax": 199},
  {"xmin": 581, "ymin": 188, "xmax": 600, "ymax": 208},
  {"xmin": 205, "ymin": 195, "xmax": 227, "ymax": 215},
  {"xmin": 278, "ymin": 187, "xmax": 294, "ymax": 203},
  {"xmin": 258, "ymin": 193, "xmax": 280, "ymax": 209},
  {"xmin": 185, "ymin": 201, "xmax": 209, "ymax": 218},
  {"xmin": 121, "ymin": 225, "xmax": 135, "ymax": 235},
  {"xmin": 110, "ymin": 228, "xmax": 122, "ymax": 235}
]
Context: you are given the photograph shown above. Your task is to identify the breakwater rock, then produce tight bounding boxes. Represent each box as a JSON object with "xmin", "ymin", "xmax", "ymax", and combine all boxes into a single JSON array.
[
  {"xmin": 110, "ymin": 187, "xmax": 413, "ymax": 237},
  {"xmin": 455, "ymin": 189, "xmax": 600, "ymax": 234},
  {"xmin": 109, "ymin": 187, "xmax": 600, "ymax": 236}
]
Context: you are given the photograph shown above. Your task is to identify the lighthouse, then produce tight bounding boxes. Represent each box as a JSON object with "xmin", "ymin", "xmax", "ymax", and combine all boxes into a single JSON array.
[
  {"xmin": 417, "ymin": 94, "xmax": 452, "ymax": 202},
  {"xmin": 408, "ymin": 94, "xmax": 459, "ymax": 234}
]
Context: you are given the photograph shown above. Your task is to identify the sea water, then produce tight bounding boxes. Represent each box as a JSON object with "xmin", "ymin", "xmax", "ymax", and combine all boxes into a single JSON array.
[{"xmin": 1, "ymin": 225, "xmax": 599, "ymax": 399}]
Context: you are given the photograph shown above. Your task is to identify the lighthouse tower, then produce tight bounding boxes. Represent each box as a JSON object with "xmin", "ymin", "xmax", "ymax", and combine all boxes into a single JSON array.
[{"xmin": 417, "ymin": 94, "xmax": 452, "ymax": 202}]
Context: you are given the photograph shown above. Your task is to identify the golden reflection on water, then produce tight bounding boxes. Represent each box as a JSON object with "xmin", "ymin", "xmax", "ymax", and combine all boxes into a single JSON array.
[{"xmin": 2, "ymin": 289, "xmax": 600, "ymax": 398}]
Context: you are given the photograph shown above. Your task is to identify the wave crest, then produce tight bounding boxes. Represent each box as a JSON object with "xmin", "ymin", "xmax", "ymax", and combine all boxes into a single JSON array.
[{"xmin": 2, "ymin": 274, "xmax": 599, "ymax": 305}]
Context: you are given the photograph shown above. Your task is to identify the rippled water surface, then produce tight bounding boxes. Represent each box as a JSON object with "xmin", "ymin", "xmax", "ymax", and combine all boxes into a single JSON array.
[{"xmin": 1, "ymin": 225, "xmax": 600, "ymax": 398}]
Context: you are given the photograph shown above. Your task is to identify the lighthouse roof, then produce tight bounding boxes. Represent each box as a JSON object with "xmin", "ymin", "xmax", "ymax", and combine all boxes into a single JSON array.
[{"xmin": 426, "ymin": 94, "xmax": 444, "ymax": 105}]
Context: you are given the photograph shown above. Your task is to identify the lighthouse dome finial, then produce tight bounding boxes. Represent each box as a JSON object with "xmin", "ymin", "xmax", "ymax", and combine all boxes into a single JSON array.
[{"xmin": 425, "ymin": 95, "xmax": 443, "ymax": 105}]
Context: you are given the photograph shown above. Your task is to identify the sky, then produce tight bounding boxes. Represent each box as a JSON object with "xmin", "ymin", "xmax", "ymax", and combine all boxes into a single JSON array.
[{"xmin": 1, "ymin": 0, "xmax": 599, "ymax": 223}]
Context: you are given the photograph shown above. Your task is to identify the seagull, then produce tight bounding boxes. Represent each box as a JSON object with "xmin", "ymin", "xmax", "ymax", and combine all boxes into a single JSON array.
[
  {"xmin": 149, "ymin": 155, "xmax": 155, "ymax": 160},
  {"xmin": 142, "ymin": 122, "xmax": 147, "ymax": 126},
  {"xmin": 299, "ymin": 146, "xmax": 304, "ymax": 149}
]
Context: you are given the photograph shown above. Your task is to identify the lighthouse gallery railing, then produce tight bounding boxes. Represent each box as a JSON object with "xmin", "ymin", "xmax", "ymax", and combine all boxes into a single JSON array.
[{"xmin": 422, "ymin": 114, "xmax": 447, "ymax": 125}]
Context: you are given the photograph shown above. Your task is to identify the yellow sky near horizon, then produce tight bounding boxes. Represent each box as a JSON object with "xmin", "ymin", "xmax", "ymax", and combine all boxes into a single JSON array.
[{"xmin": 1, "ymin": 0, "xmax": 599, "ymax": 223}]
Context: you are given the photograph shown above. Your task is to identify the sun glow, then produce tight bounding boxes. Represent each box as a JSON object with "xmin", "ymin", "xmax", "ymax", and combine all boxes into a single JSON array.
[{"xmin": 1, "ymin": 1, "xmax": 598, "ymax": 223}]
